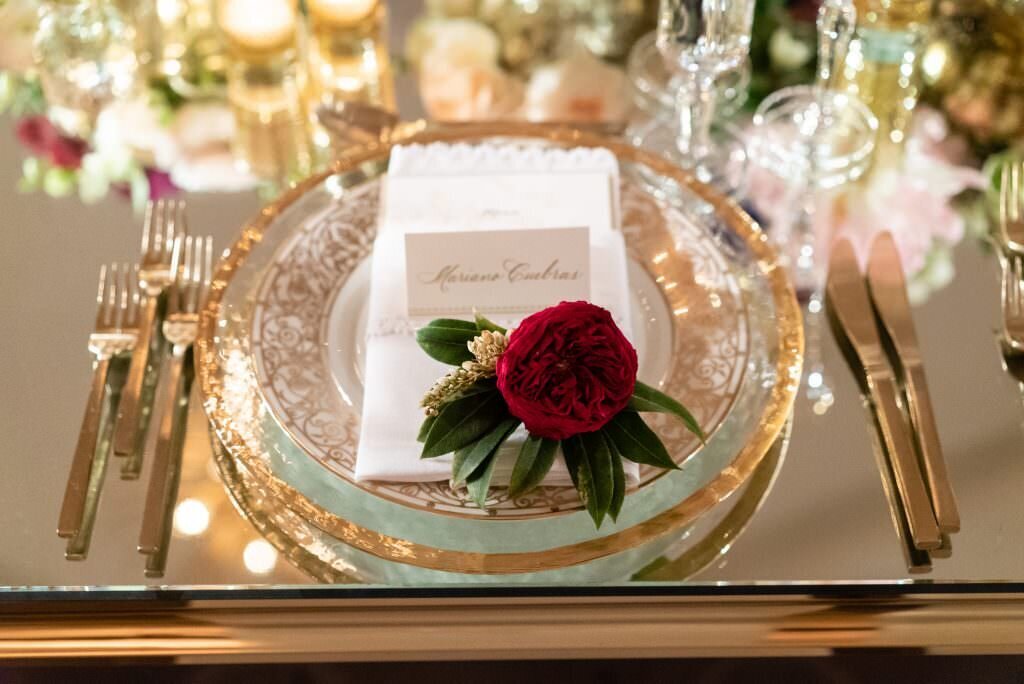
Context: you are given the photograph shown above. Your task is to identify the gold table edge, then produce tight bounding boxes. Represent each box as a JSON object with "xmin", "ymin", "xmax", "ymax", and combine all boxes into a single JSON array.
[{"xmin": 4, "ymin": 592, "xmax": 1024, "ymax": 661}]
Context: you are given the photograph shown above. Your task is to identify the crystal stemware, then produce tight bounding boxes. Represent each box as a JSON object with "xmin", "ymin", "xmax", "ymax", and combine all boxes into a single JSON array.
[
  {"xmin": 650, "ymin": 0, "xmax": 756, "ymax": 195},
  {"xmin": 750, "ymin": 0, "xmax": 878, "ymax": 410}
]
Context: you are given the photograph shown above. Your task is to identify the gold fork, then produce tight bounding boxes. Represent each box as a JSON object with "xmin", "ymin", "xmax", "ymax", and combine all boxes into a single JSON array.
[
  {"xmin": 114, "ymin": 200, "xmax": 186, "ymax": 478},
  {"xmin": 138, "ymin": 235, "xmax": 212, "ymax": 575},
  {"xmin": 1000, "ymin": 160, "xmax": 1024, "ymax": 254},
  {"xmin": 58, "ymin": 263, "xmax": 141, "ymax": 539}
]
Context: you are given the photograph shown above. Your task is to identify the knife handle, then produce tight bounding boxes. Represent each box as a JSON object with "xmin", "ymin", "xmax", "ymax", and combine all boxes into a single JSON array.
[
  {"xmin": 904, "ymin": 364, "xmax": 960, "ymax": 533},
  {"xmin": 868, "ymin": 372, "xmax": 941, "ymax": 550}
]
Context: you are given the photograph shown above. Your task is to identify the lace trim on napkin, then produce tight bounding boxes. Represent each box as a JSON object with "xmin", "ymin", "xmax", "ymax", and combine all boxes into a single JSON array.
[{"xmin": 389, "ymin": 142, "xmax": 620, "ymax": 180}]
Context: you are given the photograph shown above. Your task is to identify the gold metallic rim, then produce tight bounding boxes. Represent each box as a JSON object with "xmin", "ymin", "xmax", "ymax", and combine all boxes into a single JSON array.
[
  {"xmin": 211, "ymin": 409, "xmax": 789, "ymax": 583},
  {"xmin": 196, "ymin": 122, "xmax": 804, "ymax": 574}
]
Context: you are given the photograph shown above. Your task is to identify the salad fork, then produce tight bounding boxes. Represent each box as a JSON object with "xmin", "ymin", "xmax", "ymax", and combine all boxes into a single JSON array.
[
  {"xmin": 1000, "ymin": 159, "xmax": 1024, "ymax": 254},
  {"xmin": 114, "ymin": 200, "xmax": 187, "ymax": 478},
  {"xmin": 138, "ymin": 235, "xmax": 212, "ymax": 573},
  {"xmin": 58, "ymin": 263, "xmax": 141, "ymax": 539}
]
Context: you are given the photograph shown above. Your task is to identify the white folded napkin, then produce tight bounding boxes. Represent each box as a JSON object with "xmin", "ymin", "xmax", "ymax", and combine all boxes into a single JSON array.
[{"xmin": 354, "ymin": 143, "xmax": 638, "ymax": 487}]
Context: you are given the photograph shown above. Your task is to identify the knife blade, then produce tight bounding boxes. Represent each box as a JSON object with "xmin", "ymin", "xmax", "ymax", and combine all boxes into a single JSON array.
[
  {"xmin": 866, "ymin": 231, "xmax": 960, "ymax": 533},
  {"xmin": 826, "ymin": 239, "xmax": 941, "ymax": 550}
]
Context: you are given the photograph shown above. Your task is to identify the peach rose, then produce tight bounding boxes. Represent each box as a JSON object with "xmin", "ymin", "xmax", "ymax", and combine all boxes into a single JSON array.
[
  {"xmin": 523, "ymin": 50, "xmax": 630, "ymax": 123},
  {"xmin": 419, "ymin": 57, "xmax": 524, "ymax": 121}
]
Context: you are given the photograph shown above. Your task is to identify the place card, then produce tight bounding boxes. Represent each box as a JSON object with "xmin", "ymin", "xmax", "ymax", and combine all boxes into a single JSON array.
[
  {"xmin": 381, "ymin": 173, "xmax": 616, "ymax": 235},
  {"xmin": 405, "ymin": 226, "xmax": 591, "ymax": 317}
]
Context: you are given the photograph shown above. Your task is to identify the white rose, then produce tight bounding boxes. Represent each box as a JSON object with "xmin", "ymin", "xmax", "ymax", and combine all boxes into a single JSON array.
[
  {"xmin": 93, "ymin": 96, "xmax": 180, "ymax": 169},
  {"xmin": 768, "ymin": 27, "xmax": 812, "ymax": 72},
  {"xmin": 170, "ymin": 150, "xmax": 256, "ymax": 193},
  {"xmin": 168, "ymin": 102, "xmax": 255, "ymax": 192},
  {"xmin": 172, "ymin": 102, "xmax": 236, "ymax": 153},
  {"xmin": 405, "ymin": 17, "xmax": 499, "ymax": 71},
  {"xmin": 523, "ymin": 50, "xmax": 630, "ymax": 123}
]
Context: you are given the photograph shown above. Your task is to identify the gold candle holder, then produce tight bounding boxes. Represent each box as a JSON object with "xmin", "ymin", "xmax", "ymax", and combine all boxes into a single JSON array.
[
  {"xmin": 218, "ymin": 0, "xmax": 312, "ymax": 183},
  {"xmin": 304, "ymin": 0, "xmax": 396, "ymax": 150}
]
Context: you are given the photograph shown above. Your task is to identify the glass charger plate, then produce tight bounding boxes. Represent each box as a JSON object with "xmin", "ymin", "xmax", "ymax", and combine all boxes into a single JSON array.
[
  {"xmin": 196, "ymin": 123, "xmax": 802, "ymax": 582},
  {"xmin": 209, "ymin": 420, "xmax": 791, "ymax": 583},
  {"xmin": 249, "ymin": 179, "xmax": 749, "ymax": 518}
]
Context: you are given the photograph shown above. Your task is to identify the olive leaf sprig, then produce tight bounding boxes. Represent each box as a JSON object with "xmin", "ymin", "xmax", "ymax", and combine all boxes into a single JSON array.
[{"xmin": 415, "ymin": 314, "xmax": 705, "ymax": 528}]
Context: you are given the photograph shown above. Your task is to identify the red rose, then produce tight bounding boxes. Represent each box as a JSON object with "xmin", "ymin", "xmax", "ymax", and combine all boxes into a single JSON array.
[
  {"xmin": 496, "ymin": 301, "xmax": 638, "ymax": 440},
  {"xmin": 15, "ymin": 115, "xmax": 88, "ymax": 170}
]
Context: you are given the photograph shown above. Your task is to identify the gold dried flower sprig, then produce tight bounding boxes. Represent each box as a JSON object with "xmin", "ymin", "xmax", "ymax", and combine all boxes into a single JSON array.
[{"xmin": 421, "ymin": 329, "xmax": 508, "ymax": 416}]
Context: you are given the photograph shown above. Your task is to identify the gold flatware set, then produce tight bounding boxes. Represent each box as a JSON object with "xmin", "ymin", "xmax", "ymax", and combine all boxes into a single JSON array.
[
  {"xmin": 827, "ymin": 231, "xmax": 959, "ymax": 572},
  {"xmin": 57, "ymin": 199, "xmax": 213, "ymax": 576}
]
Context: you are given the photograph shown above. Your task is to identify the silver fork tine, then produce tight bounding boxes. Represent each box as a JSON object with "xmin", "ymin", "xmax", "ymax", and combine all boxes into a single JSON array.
[
  {"xmin": 153, "ymin": 200, "xmax": 165, "ymax": 257},
  {"xmin": 104, "ymin": 264, "xmax": 118, "ymax": 329},
  {"xmin": 93, "ymin": 265, "xmax": 108, "ymax": 330},
  {"xmin": 199, "ymin": 237, "xmax": 213, "ymax": 311},
  {"xmin": 169, "ymin": 200, "xmax": 186, "ymax": 259},
  {"xmin": 127, "ymin": 264, "xmax": 140, "ymax": 326},
  {"xmin": 189, "ymin": 237, "xmax": 205, "ymax": 312},
  {"xmin": 141, "ymin": 201, "xmax": 155, "ymax": 257}
]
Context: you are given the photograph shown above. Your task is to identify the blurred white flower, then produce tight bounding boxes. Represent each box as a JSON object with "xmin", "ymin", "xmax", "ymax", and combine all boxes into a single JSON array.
[
  {"xmin": 747, "ymin": 106, "xmax": 986, "ymax": 302},
  {"xmin": 84, "ymin": 96, "xmax": 255, "ymax": 198},
  {"xmin": 93, "ymin": 95, "xmax": 179, "ymax": 169},
  {"xmin": 768, "ymin": 27, "xmax": 812, "ymax": 72},
  {"xmin": 523, "ymin": 50, "xmax": 630, "ymax": 123},
  {"xmin": 419, "ymin": 57, "xmax": 524, "ymax": 121},
  {"xmin": 168, "ymin": 102, "xmax": 255, "ymax": 192},
  {"xmin": 170, "ymin": 149, "xmax": 254, "ymax": 193},
  {"xmin": 405, "ymin": 17, "xmax": 499, "ymax": 71},
  {"xmin": 0, "ymin": 0, "xmax": 37, "ymax": 72}
]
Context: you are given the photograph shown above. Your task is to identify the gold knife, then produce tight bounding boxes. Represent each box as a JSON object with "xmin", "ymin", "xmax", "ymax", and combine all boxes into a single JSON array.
[
  {"xmin": 826, "ymin": 239, "xmax": 941, "ymax": 550},
  {"xmin": 866, "ymin": 231, "xmax": 960, "ymax": 533}
]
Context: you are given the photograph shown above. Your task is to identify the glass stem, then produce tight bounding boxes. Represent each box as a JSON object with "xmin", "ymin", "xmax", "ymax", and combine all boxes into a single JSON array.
[{"xmin": 675, "ymin": 70, "xmax": 717, "ymax": 166}]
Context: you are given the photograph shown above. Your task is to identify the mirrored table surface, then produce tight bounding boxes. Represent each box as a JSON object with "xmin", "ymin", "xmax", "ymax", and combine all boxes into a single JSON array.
[{"xmin": 3, "ymin": 0, "xmax": 1024, "ymax": 661}]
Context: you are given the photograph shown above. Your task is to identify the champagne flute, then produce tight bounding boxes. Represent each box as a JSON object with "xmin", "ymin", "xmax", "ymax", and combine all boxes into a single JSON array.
[
  {"xmin": 655, "ymin": 0, "xmax": 756, "ymax": 191},
  {"xmin": 750, "ymin": 0, "xmax": 878, "ymax": 410}
]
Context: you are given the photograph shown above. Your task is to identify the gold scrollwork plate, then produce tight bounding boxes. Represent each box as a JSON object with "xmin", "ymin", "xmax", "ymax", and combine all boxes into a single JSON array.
[{"xmin": 196, "ymin": 122, "xmax": 803, "ymax": 575}]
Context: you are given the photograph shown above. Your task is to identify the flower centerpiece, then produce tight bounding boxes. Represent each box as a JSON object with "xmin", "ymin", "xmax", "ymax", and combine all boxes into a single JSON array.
[{"xmin": 417, "ymin": 301, "xmax": 703, "ymax": 527}]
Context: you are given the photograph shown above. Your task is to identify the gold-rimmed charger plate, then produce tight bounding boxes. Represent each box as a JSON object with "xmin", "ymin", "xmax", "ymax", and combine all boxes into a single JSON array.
[
  {"xmin": 248, "ymin": 177, "xmax": 749, "ymax": 518},
  {"xmin": 196, "ymin": 122, "xmax": 802, "ymax": 575},
  {"xmin": 208, "ymin": 421, "xmax": 791, "ymax": 583}
]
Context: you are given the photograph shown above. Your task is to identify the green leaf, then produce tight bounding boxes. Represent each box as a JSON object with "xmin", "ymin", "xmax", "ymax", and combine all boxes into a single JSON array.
[
  {"xmin": 628, "ymin": 381, "xmax": 705, "ymax": 443},
  {"xmin": 604, "ymin": 432, "xmax": 626, "ymax": 522},
  {"xmin": 508, "ymin": 435, "xmax": 559, "ymax": 497},
  {"xmin": 562, "ymin": 433, "xmax": 613, "ymax": 527},
  {"xmin": 421, "ymin": 390, "xmax": 506, "ymax": 458},
  {"xmin": 604, "ymin": 411, "xmax": 679, "ymax": 470},
  {"xmin": 474, "ymin": 312, "xmax": 507, "ymax": 334},
  {"xmin": 580, "ymin": 431, "xmax": 614, "ymax": 527},
  {"xmin": 415, "ymin": 319, "xmax": 478, "ymax": 366},
  {"xmin": 466, "ymin": 449, "xmax": 500, "ymax": 508},
  {"xmin": 451, "ymin": 417, "xmax": 520, "ymax": 485},
  {"xmin": 416, "ymin": 415, "xmax": 436, "ymax": 443}
]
